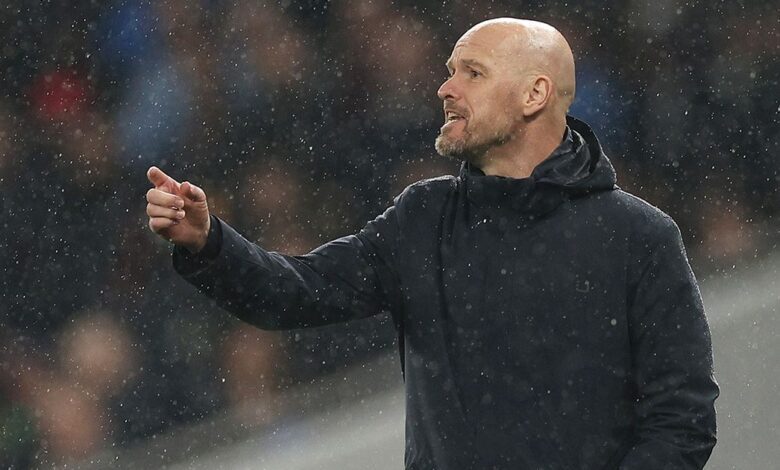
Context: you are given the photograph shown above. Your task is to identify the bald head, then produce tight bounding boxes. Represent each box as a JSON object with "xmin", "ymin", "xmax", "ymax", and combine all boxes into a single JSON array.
[
  {"xmin": 436, "ymin": 18, "xmax": 577, "ymax": 173},
  {"xmin": 460, "ymin": 18, "xmax": 576, "ymax": 114}
]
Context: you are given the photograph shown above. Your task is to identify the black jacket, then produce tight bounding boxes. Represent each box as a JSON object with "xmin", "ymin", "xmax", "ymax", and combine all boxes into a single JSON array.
[{"xmin": 174, "ymin": 117, "xmax": 718, "ymax": 469}]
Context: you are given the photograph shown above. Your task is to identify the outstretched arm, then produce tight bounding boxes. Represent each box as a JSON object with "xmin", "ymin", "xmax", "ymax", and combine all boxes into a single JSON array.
[
  {"xmin": 145, "ymin": 167, "xmax": 401, "ymax": 330},
  {"xmin": 174, "ymin": 214, "xmax": 400, "ymax": 329}
]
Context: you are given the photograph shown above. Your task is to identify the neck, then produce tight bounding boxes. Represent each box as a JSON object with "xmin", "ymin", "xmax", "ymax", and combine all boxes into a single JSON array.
[{"xmin": 477, "ymin": 119, "xmax": 566, "ymax": 179}]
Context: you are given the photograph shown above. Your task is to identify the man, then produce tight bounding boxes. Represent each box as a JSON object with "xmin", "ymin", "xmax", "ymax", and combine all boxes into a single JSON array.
[{"xmin": 146, "ymin": 18, "xmax": 718, "ymax": 469}]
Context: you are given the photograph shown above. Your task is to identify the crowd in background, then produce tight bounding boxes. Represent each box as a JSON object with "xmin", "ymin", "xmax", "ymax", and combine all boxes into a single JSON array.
[{"xmin": 0, "ymin": 0, "xmax": 776, "ymax": 466}]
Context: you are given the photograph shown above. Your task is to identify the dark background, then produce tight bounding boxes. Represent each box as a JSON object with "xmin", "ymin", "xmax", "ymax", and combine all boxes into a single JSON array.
[{"xmin": 0, "ymin": 0, "xmax": 776, "ymax": 466}]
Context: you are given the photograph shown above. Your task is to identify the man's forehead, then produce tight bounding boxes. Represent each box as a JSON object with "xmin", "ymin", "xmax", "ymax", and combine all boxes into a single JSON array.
[
  {"xmin": 446, "ymin": 31, "xmax": 520, "ymax": 68},
  {"xmin": 445, "ymin": 55, "xmax": 489, "ymax": 70}
]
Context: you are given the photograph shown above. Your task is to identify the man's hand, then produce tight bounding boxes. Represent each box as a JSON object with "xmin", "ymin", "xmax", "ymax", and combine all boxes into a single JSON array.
[{"xmin": 146, "ymin": 166, "xmax": 211, "ymax": 253}]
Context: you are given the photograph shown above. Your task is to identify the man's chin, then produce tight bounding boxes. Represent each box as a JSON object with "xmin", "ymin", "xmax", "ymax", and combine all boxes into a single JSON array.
[
  {"xmin": 435, "ymin": 135, "xmax": 467, "ymax": 160},
  {"xmin": 436, "ymin": 135, "xmax": 485, "ymax": 166},
  {"xmin": 436, "ymin": 131, "xmax": 511, "ymax": 164}
]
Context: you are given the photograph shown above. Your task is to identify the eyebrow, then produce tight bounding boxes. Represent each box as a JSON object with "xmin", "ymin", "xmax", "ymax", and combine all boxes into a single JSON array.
[{"xmin": 445, "ymin": 58, "xmax": 489, "ymax": 71}]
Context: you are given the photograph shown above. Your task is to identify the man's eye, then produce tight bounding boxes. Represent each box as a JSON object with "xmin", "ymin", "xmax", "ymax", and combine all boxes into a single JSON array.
[{"xmin": 470, "ymin": 70, "xmax": 481, "ymax": 78}]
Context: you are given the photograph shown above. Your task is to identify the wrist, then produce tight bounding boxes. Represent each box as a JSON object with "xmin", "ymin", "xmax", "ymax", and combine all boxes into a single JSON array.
[
  {"xmin": 184, "ymin": 215, "xmax": 221, "ymax": 259},
  {"xmin": 185, "ymin": 217, "xmax": 211, "ymax": 254}
]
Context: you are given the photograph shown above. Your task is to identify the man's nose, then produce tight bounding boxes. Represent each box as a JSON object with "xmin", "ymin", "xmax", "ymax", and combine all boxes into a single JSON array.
[{"xmin": 437, "ymin": 77, "xmax": 459, "ymax": 101}]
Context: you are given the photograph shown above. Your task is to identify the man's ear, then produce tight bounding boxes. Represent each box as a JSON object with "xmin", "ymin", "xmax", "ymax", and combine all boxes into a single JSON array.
[{"xmin": 521, "ymin": 75, "xmax": 553, "ymax": 117}]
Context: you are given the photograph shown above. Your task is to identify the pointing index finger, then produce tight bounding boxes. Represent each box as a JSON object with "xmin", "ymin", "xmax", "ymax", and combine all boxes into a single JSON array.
[{"xmin": 147, "ymin": 166, "xmax": 181, "ymax": 191}]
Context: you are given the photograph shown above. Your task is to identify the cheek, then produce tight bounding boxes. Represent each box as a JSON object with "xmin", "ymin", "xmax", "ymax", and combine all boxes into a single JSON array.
[
  {"xmin": 505, "ymin": 91, "xmax": 523, "ymax": 120},
  {"xmin": 497, "ymin": 90, "xmax": 515, "ymax": 111},
  {"xmin": 475, "ymin": 102, "xmax": 508, "ymax": 129},
  {"xmin": 468, "ymin": 90, "xmax": 513, "ymax": 133},
  {"xmin": 492, "ymin": 99, "xmax": 519, "ymax": 129},
  {"xmin": 483, "ymin": 95, "xmax": 512, "ymax": 121}
]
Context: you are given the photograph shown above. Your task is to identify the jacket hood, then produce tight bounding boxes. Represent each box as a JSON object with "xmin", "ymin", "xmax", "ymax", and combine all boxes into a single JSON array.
[{"xmin": 459, "ymin": 115, "xmax": 617, "ymax": 216}]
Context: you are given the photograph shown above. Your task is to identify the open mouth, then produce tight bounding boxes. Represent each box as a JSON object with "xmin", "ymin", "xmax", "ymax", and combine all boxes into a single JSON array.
[
  {"xmin": 445, "ymin": 111, "xmax": 466, "ymax": 123},
  {"xmin": 442, "ymin": 110, "xmax": 467, "ymax": 132}
]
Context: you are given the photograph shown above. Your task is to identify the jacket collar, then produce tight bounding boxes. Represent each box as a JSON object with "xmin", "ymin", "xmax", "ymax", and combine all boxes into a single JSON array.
[{"xmin": 459, "ymin": 116, "xmax": 617, "ymax": 216}]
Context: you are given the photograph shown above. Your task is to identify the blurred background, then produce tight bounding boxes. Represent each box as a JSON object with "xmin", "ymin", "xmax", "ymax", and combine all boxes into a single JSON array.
[{"xmin": 0, "ymin": 0, "xmax": 776, "ymax": 468}]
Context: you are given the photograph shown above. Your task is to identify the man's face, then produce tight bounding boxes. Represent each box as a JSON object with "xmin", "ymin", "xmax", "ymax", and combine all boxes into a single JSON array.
[{"xmin": 435, "ymin": 28, "xmax": 524, "ymax": 162}]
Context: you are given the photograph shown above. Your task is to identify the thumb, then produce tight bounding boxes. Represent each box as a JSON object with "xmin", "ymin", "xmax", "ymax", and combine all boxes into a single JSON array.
[
  {"xmin": 181, "ymin": 181, "xmax": 207, "ymax": 203},
  {"xmin": 147, "ymin": 166, "xmax": 180, "ymax": 189}
]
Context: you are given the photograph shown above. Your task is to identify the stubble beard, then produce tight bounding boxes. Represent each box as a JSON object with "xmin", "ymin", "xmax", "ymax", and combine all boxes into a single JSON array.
[{"xmin": 435, "ymin": 126, "xmax": 512, "ymax": 165}]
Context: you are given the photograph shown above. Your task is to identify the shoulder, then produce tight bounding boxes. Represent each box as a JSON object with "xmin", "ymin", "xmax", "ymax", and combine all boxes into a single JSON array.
[
  {"xmin": 358, "ymin": 175, "xmax": 458, "ymax": 240},
  {"xmin": 598, "ymin": 188, "xmax": 679, "ymax": 234},
  {"xmin": 393, "ymin": 175, "xmax": 458, "ymax": 208},
  {"xmin": 575, "ymin": 188, "xmax": 683, "ymax": 255},
  {"xmin": 602, "ymin": 190, "xmax": 686, "ymax": 262}
]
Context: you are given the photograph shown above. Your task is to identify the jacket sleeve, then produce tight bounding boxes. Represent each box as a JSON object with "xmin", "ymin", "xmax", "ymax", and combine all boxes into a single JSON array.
[
  {"xmin": 172, "ymin": 206, "xmax": 401, "ymax": 330},
  {"xmin": 620, "ymin": 216, "xmax": 719, "ymax": 469}
]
